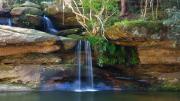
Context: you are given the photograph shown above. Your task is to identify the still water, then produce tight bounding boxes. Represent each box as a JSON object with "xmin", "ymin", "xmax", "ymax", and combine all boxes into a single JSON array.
[{"xmin": 0, "ymin": 91, "xmax": 179, "ymax": 101}]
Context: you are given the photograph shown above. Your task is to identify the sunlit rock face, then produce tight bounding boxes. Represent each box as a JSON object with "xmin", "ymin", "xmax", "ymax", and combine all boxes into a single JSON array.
[
  {"xmin": 0, "ymin": 25, "xmax": 78, "ymax": 91},
  {"xmin": 138, "ymin": 46, "xmax": 180, "ymax": 65},
  {"xmin": 0, "ymin": 25, "xmax": 60, "ymax": 56},
  {"xmin": 0, "ymin": 25, "xmax": 78, "ymax": 56},
  {"xmin": 105, "ymin": 23, "xmax": 167, "ymax": 46}
]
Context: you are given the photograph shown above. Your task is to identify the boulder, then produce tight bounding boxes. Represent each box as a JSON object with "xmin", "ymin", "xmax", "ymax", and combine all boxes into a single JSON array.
[
  {"xmin": 0, "ymin": 25, "xmax": 78, "ymax": 56},
  {"xmin": 44, "ymin": 4, "xmax": 80, "ymax": 28},
  {"xmin": 13, "ymin": 14, "xmax": 42, "ymax": 28},
  {"xmin": 11, "ymin": 7, "xmax": 42, "ymax": 16},
  {"xmin": 10, "ymin": 1, "xmax": 42, "ymax": 28},
  {"xmin": 20, "ymin": 1, "xmax": 40, "ymax": 8},
  {"xmin": 0, "ymin": 25, "xmax": 60, "ymax": 56}
]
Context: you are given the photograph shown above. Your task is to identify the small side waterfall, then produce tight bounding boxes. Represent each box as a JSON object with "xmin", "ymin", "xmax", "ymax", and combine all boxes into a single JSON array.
[
  {"xmin": 75, "ymin": 40, "xmax": 96, "ymax": 92},
  {"xmin": 7, "ymin": 18, "xmax": 12, "ymax": 26},
  {"xmin": 42, "ymin": 16, "xmax": 58, "ymax": 34},
  {"xmin": 0, "ymin": 18, "xmax": 12, "ymax": 26}
]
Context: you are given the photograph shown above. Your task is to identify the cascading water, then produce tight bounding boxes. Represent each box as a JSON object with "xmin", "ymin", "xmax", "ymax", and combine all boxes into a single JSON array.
[
  {"xmin": 0, "ymin": 18, "xmax": 12, "ymax": 26},
  {"xmin": 7, "ymin": 18, "xmax": 12, "ymax": 26},
  {"xmin": 76, "ymin": 40, "xmax": 82, "ymax": 91},
  {"xmin": 41, "ymin": 41, "xmax": 112, "ymax": 92},
  {"xmin": 75, "ymin": 40, "xmax": 96, "ymax": 92},
  {"xmin": 42, "ymin": 16, "xmax": 58, "ymax": 35},
  {"xmin": 85, "ymin": 41, "xmax": 94, "ymax": 89}
]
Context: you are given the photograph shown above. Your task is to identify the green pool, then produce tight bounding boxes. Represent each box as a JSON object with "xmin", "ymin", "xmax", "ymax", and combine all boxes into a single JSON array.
[{"xmin": 0, "ymin": 91, "xmax": 179, "ymax": 101}]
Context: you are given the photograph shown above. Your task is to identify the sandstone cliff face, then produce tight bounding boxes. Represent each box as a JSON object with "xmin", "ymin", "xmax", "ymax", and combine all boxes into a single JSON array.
[
  {"xmin": 0, "ymin": 25, "xmax": 78, "ymax": 91},
  {"xmin": 106, "ymin": 24, "xmax": 180, "ymax": 65},
  {"xmin": 0, "ymin": 25, "xmax": 78, "ymax": 56},
  {"xmin": 105, "ymin": 23, "xmax": 180, "ymax": 91}
]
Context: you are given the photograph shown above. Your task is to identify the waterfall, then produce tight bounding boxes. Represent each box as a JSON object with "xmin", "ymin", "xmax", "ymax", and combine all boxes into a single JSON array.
[
  {"xmin": 7, "ymin": 18, "xmax": 12, "ymax": 26},
  {"xmin": 41, "ymin": 40, "xmax": 113, "ymax": 92},
  {"xmin": 0, "ymin": 18, "xmax": 12, "ymax": 26},
  {"xmin": 75, "ymin": 40, "xmax": 96, "ymax": 92},
  {"xmin": 43, "ymin": 16, "xmax": 58, "ymax": 35},
  {"xmin": 85, "ymin": 41, "xmax": 94, "ymax": 89}
]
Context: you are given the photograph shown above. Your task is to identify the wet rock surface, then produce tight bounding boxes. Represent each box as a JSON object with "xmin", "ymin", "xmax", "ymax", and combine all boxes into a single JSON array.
[
  {"xmin": 113, "ymin": 64, "xmax": 180, "ymax": 91},
  {"xmin": 0, "ymin": 64, "xmax": 74, "ymax": 91}
]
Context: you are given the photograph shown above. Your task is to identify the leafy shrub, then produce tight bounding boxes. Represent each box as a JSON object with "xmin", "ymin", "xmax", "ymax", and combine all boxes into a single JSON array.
[
  {"xmin": 87, "ymin": 35, "xmax": 139, "ymax": 66},
  {"xmin": 66, "ymin": 0, "xmax": 119, "ymax": 36}
]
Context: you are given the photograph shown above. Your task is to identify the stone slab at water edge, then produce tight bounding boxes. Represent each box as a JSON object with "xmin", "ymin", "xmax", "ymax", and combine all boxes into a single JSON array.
[{"xmin": 0, "ymin": 25, "xmax": 60, "ymax": 56}]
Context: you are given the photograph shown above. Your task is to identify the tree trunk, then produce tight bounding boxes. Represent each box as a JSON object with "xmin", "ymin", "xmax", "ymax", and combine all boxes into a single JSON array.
[{"xmin": 120, "ymin": 0, "xmax": 128, "ymax": 17}]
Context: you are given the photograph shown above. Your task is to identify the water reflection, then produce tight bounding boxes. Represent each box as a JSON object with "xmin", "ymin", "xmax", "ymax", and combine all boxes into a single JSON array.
[
  {"xmin": 39, "ymin": 91, "xmax": 95, "ymax": 101},
  {"xmin": 0, "ymin": 91, "xmax": 179, "ymax": 101}
]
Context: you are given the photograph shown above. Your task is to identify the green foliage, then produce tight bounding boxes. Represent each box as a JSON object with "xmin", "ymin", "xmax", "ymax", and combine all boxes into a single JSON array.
[
  {"xmin": 68, "ymin": 0, "xmax": 120, "ymax": 36},
  {"xmin": 67, "ymin": 34, "xmax": 83, "ymax": 40},
  {"xmin": 87, "ymin": 0, "xmax": 120, "ymax": 27},
  {"xmin": 150, "ymin": 81, "xmax": 180, "ymax": 91},
  {"xmin": 87, "ymin": 35, "xmax": 139, "ymax": 66},
  {"xmin": 82, "ymin": 0, "xmax": 119, "ymax": 15},
  {"xmin": 161, "ymin": 82, "xmax": 180, "ymax": 91},
  {"xmin": 129, "ymin": 48, "xmax": 139, "ymax": 65},
  {"xmin": 87, "ymin": 35, "xmax": 124, "ymax": 66}
]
